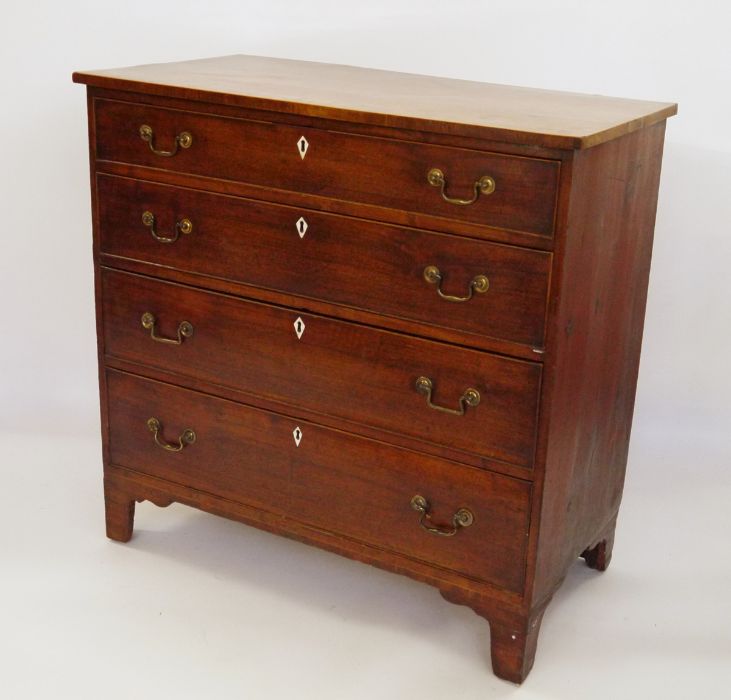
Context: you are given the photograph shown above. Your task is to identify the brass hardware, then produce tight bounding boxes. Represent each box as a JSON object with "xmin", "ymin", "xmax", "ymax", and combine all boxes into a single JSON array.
[
  {"xmin": 427, "ymin": 167, "xmax": 495, "ymax": 205},
  {"xmin": 141, "ymin": 210, "xmax": 193, "ymax": 243},
  {"xmin": 139, "ymin": 124, "xmax": 192, "ymax": 156},
  {"xmin": 141, "ymin": 312, "xmax": 193, "ymax": 345},
  {"xmin": 415, "ymin": 376, "xmax": 480, "ymax": 416},
  {"xmin": 147, "ymin": 417, "xmax": 196, "ymax": 452},
  {"xmin": 423, "ymin": 265, "xmax": 489, "ymax": 302},
  {"xmin": 410, "ymin": 495, "xmax": 474, "ymax": 536}
]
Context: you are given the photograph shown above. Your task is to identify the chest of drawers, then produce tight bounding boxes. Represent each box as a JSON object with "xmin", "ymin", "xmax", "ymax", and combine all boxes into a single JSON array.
[{"xmin": 73, "ymin": 55, "xmax": 676, "ymax": 683}]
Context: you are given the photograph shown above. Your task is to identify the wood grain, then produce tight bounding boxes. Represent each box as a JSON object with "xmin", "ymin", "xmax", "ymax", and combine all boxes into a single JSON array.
[
  {"xmin": 101, "ymin": 268, "xmax": 542, "ymax": 468},
  {"xmin": 529, "ymin": 122, "xmax": 667, "ymax": 607},
  {"xmin": 97, "ymin": 173, "xmax": 551, "ymax": 349},
  {"xmin": 94, "ymin": 97, "xmax": 559, "ymax": 237},
  {"xmin": 102, "ymin": 354, "xmax": 535, "ymax": 481},
  {"xmin": 73, "ymin": 54, "xmax": 677, "ymax": 149},
  {"xmin": 103, "ymin": 461, "xmax": 533, "ymax": 634},
  {"xmin": 74, "ymin": 55, "xmax": 676, "ymax": 684},
  {"xmin": 106, "ymin": 369, "xmax": 532, "ymax": 593}
]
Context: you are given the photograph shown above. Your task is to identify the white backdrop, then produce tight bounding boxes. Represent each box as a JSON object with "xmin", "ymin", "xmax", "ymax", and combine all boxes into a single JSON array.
[
  {"xmin": 1, "ymin": 0, "xmax": 729, "ymax": 441},
  {"xmin": 1, "ymin": 2, "xmax": 729, "ymax": 699}
]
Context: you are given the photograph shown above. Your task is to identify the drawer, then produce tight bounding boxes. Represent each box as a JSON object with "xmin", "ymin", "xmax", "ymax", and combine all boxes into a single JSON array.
[
  {"xmin": 106, "ymin": 369, "xmax": 531, "ymax": 592},
  {"xmin": 98, "ymin": 175, "xmax": 551, "ymax": 349},
  {"xmin": 102, "ymin": 269, "xmax": 541, "ymax": 468},
  {"xmin": 94, "ymin": 99, "xmax": 559, "ymax": 237}
]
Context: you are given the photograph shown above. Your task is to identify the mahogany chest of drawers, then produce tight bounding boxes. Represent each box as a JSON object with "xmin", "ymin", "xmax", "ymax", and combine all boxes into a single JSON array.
[{"xmin": 73, "ymin": 55, "xmax": 676, "ymax": 683}]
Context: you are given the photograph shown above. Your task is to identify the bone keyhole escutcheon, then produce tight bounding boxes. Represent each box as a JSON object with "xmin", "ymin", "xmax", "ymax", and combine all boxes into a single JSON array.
[{"xmin": 293, "ymin": 426, "xmax": 303, "ymax": 447}]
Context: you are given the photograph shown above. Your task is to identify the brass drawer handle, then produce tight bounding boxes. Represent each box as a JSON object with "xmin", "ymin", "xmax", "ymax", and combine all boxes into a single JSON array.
[
  {"xmin": 141, "ymin": 312, "xmax": 194, "ymax": 345},
  {"xmin": 147, "ymin": 417, "xmax": 196, "ymax": 452},
  {"xmin": 142, "ymin": 210, "xmax": 193, "ymax": 243},
  {"xmin": 427, "ymin": 167, "xmax": 495, "ymax": 206},
  {"xmin": 415, "ymin": 376, "xmax": 480, "ymax": 416},
  {"xmin": 139, "ymin": 124, "xmax": 192, "ymax": 156},
  {"xmin": 410, "ymin": 495, "xmax": 474, "ymax": 537},
  {"xmin": 423, "ymin": 265, "xmax": 489, "ymax": 302}
]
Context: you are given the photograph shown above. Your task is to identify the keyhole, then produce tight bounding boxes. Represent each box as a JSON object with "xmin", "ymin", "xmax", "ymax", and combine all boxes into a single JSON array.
[
  {"xmin": 296, "ymin": 320, "xmax": 302, "ymax": 333},
  {"xmin": 295, "ymin": 216, "xmax": 308, "ymax": 238}
]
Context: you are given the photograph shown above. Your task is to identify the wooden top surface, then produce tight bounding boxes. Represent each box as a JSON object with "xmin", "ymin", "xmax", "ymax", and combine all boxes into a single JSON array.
[{"xmin": 73, "ymin": 54, "xmax": 677, "ymax": 150}]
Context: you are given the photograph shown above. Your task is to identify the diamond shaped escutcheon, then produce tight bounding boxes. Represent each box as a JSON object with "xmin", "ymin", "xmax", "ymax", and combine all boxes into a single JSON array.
[
  {"xmin": 296, "ymin": 216, "xmax": 308, "ymax": 238},
  {"xmin": 293, "ymin": 426, "xmax": 303, "ymax": 447},
  {"xmin": 297, "ymin": 135, "xmax": 309, "ymax": 159},
  {"xmin": 294, "ymin": 316, "xmax": 305, "ymax": 339}
]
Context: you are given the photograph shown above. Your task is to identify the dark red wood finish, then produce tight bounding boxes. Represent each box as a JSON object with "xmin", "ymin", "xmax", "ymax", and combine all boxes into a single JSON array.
[
  {"xmin": 528, "ymin": 122, "xmax": 667, "ymax": 606},
  {"xmin": 94, "ymin": 98, "xmax": 559, "ymax": 237},
  {"xmin": 88, "ymin": 86, "xmax": 566, "ymax": 253},
  {"xmin": 74, "ymin": 58, "xmax": 674, "ymax": 685},
  {"xmin": 101, "ymin": 268, "xmax": 541, "ymax": 469},
  {"xmin": 107, "ymin": 369, "xmax": 532, "ymax": 593},
  {"xmin": 97, "ymin": 174, "xmax": 552, "ymax": 349}
]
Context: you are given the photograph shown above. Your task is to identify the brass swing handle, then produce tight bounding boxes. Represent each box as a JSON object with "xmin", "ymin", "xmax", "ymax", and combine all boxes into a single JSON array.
[
  {"xmin": 147, "ymin": 417, "xmax": 196, "ymax": 452},
  {"xmin": 427, "ymin": 167, "xmax": 495, "ymax": 206},
  {"xmin": 410, "ymin": 495, "xmax": 474, "ymax": 537},
  {"xmin": 142, "ymin": 210, "xmax": 193, "ymax": 243},
  {"xmin": 423, "ymin": 265, "xmax": 489, "ymax": 303},
  {"xmin": 139, "ymin": 124, "xmax": 193, "ymax": 157},
  {"xmin": 415, "ymin": 376, "xmax": 480, "ymax": 416},
  {"xmin": 141, "ymin": 312, "xmax": 194, "ymax": 345}
]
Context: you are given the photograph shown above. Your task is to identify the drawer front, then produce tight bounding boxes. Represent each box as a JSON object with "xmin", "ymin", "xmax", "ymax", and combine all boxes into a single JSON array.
[
  {"xmin": 94, "ymin": 99, "xmax": 559, "ymax": 237},
  {"xmin": 107, "ymin": 370, "xmax": 531, "ymax": 592},
  {"xmin": 98, "ymin": 175, "xmax": 551, "ymax": 348},
  {"xmin": 102, "ymin": 269, "xmax": 541, "ymax": 468}
]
